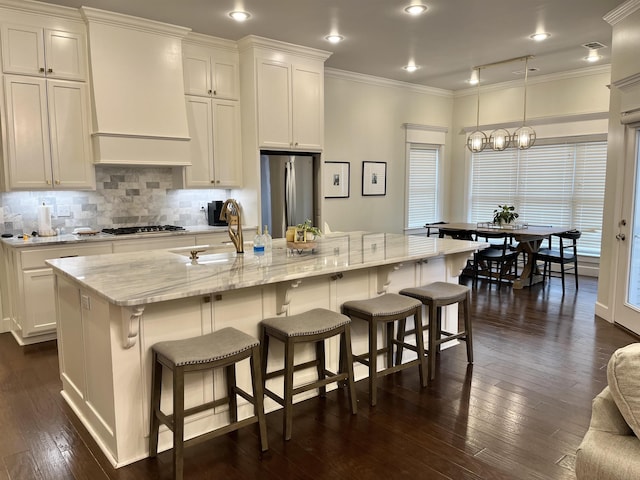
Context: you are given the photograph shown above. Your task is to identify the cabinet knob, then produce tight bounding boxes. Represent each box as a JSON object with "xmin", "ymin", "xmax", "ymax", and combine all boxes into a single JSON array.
[
  {"xmin": 47, "ymin": 68, "xmax": 53, "ymax": 73},
  {"xmin": 295, "ymin": 142, "xmax": 299, "ymax": 146},
  {"xmin": 213, "ymin": 90, "xmax": 217, "ymax": 96},
  {"xmin": 208, "ymin": 89, "xmax": 212, "ymax": 95},
  {"xmin": 39, "ymin": 67, "xmax": 45, "ymax": 73},
  {"xmin": 216, "ymin": 180, "xmax": 220, "ymax": 184},
  {"xmin": 46, "ymin": 179, "xmax": 51, "ymax": 185},
  {"xmin": 210, "ymin": 180, "xmax": 215, "ymax": 184},
  {"xmin": 55, "ymin": 180, "xmax": 60, "ymax": 185}
]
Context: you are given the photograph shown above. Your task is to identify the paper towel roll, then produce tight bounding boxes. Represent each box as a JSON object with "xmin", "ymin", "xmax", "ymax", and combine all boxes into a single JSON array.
[{"xmin": 38, "ymin": 203, "xmax": 54, "ymax": 236}]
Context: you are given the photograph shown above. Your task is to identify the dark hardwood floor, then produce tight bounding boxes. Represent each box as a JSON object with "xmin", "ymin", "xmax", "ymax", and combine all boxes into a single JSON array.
[{"xmin": 0, "ymin": 276, "xmax": 637, "ymax": 479}]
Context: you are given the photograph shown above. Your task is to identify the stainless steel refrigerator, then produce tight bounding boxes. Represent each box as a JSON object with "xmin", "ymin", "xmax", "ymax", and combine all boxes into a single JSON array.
[{"xmin": 260, "ymin": 153, "xmax": 317, "ymax": 238}]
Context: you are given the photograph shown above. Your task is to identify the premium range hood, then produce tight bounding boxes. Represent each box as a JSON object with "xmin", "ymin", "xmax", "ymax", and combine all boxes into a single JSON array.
[{"xmin": 81, "ymin": 8, "xmax": 192, "ymax": 166}]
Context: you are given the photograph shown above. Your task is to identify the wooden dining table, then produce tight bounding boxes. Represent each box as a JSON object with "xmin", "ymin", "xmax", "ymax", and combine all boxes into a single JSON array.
[{"xmin": 434, "ymin": 222, "xmax": 572, "ymax": 289}]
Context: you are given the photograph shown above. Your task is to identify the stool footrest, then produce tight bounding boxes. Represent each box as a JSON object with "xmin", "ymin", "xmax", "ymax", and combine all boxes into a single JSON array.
[
  {"xmin": 183, "ymin": 416, "xmax": 260, "ymax": 451},
  {"xmin": 265, "ymin": 372, "xmax": 349, "ymax": 407},
  {"xmin": 264, "ymin": 358, "xmax": 320, "ymax": 381},
  {"xmin": 375, "ymin": 359, "xmax": 422, "ymax": 378}
]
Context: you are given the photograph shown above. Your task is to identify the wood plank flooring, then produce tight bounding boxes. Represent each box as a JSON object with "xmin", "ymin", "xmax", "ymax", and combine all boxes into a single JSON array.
[{"xmin": 0, "ymin": 276, "xmax": 636, "ymax": 479}]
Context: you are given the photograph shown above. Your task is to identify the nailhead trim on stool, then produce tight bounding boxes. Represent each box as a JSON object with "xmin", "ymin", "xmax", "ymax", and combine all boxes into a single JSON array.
[
  {"xmin": 149, "ymin": 327, "xmax": 268, "ymax": 480},
  {"xmin": 399, "ymin": 281, "xmax": 473, "ymax": 381},
  {"xmin": 342, "ymin": 293, "xmax": 427, "ymax": 407},
  {"xmin": 260, "ymin": 308, "xmax": 357, "ymax": 441}
]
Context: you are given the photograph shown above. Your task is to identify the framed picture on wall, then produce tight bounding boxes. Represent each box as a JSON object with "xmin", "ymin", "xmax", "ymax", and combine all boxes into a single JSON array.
[
  {"xmin": 362, "ymin": 161, "xmax": 387, "ymax": 196},
  {"xmin": 324, "ymin": 161, "xmax": 350, "ymax": 198}
]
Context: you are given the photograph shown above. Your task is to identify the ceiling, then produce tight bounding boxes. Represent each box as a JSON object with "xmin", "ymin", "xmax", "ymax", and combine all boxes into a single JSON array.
[{"xmin": 42, "ymin": 0, "xmax": 622, "ymax": 91}]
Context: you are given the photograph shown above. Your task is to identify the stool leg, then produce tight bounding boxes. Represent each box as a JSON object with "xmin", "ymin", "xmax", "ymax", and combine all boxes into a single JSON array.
[
  {"xmin": 368, "ymin": 319, "xmax": 378, "ymax": 407},
  {"xmin": 226, "ymin": 363, "xmax": 238, "ymax": 423},
  {"xmin": 316, "ymin": 339, "xmax": 327, "ymax": 397},
  {"xmin": 435, "ymin": 307, "xmax": 443, "ymax": 355},
  {"xmin": 413, "ymin": 307, "xmax": 428, "ymax": 388},
  {"xmin": 260, "ymin": 327, "xmax": 269, "ymax": 391},
  {"xmin": 463, "ymin": 294, "xmax": 473, "ymax": 364},
  {"xmin": 428, "ymin": 302, "xmax": 438, "ymax": 381},
  {"xmin": 385, "ymin": 321, "xmax": 394, "ymax": 368},
  {"xmin": 148, "ymin": 352, "xmax": 162, "ymax": 457},
  {"xmin": 250, "ymin": 346, "xmax": 269, "ymax": 452},
  {"xmin": 395, "ymin": 318, "xmax": 406, "ymax": 366},
  {"xmin": 341, "ymin": 325, "xmax": 358, "ymax": 415},
  {"xmin": 283, "ymin": 338, "xmax": 295, "ymax": 441},
  {"xmin": 173, "ymin": 367, "xmax": 185, "ymax": 480}
]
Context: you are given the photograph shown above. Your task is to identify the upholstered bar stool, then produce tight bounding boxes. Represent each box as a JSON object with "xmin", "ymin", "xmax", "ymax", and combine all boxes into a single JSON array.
[
  {"xmin": 399, "ymin": 282, "xmax": 473, "ymax": 381},
  {"xmin": 149, "ymin": 327, "xmax": 268, "ymax": 480},
  {"xmin": 260, "ymin": 308, "xmax": 357, "ymax": 441},
  {"xmin": 342, "ymin": 293, "xmax": 427, "ymax": 407}
]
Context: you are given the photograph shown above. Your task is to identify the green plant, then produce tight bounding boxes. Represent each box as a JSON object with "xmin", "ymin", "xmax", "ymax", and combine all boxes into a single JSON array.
[
  {"xmin": 493, "ymin": 205, "xmax": 519, "ymax": 225},
  {"xmin": 297, "ymin": 219, "xmax": 322, "ymax": 237}
]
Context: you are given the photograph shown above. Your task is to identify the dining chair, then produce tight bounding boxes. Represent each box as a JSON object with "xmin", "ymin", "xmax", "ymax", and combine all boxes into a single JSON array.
[
  {"xmin": 474, "ymin": 231, "xmax": 519, "ymax": 287},
  {"xmin": 424, "ymin": 221, "xmax": 448, "ymax": 237},
  {"xmin": 438, "ymin": 227, "xmax": 476, "ymax": 241},
  {"xmin": 535, "ymin": 229, "xmax": 581, "ymax": 292}
]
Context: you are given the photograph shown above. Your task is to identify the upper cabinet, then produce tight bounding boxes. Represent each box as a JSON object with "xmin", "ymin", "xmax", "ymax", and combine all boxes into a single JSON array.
[
  {"xmin": 239, "ymin": 36, "xmax": 331, "ymax": 153},
  {"xmin": 1, "ymin": 24, "xmax": 87, "ymax": 81},
  {"xmin": 183, "ymin": 34, "xmax": 239, "ymax": 100},
  {"xmin": 257, "ymin": 59, "xmax": 323, "ymax": 151}
]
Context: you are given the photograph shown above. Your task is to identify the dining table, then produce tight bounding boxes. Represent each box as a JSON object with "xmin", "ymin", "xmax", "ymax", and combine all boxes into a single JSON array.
[{"xmin": 432, "ymin": 222, "xmax": 572, "ymax": 289}]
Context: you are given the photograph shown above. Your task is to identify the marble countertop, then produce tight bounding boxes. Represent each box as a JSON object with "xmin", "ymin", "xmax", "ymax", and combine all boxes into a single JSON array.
[
  {"xmin": 0, "ymin": 225, "xmax": 248, "ymax": 248},
  {"xmin": 46, "ymin": 232, "xmax": 486, "ymax": 307}
]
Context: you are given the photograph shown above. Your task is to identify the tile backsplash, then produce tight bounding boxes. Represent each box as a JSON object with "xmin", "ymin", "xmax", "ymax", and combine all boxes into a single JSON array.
[{"xmin": 0, "ymin": 166, "xmax": 230, "ymax": 234}]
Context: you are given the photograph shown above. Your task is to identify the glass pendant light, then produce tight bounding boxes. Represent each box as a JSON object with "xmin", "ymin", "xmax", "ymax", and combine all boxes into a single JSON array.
[
  {"xmin": 467, "ymin": 68, "xmax": 487, "ymax": 153},
  {"xmin": 513, "ymin": 57, "xmax": 536, "ymax": 150},
  {"xmin": 489, "ymin": 128, "xmax": 511, "ymax": 151}
]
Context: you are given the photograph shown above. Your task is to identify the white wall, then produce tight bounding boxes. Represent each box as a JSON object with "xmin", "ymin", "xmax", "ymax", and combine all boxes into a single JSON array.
[{"xmin": 322, "ymin": 71, "xmax": 453, "ymax": 233}]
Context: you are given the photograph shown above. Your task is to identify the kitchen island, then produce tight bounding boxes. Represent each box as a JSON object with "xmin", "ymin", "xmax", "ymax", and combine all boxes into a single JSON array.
[{"xmin": 47, "ymin": 232, "xmax": 485, "ymax": 467}]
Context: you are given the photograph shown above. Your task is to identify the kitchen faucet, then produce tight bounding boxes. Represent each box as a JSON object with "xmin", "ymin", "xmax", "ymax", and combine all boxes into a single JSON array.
[{"xmin": 220, "ymin": 199, "xmax": 244, "ymax": 253}]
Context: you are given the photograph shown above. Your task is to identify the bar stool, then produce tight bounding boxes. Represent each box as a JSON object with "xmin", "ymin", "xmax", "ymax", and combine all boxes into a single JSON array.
[
  {"xmin": 149, "ymin": 327, "xmax": 268, "ymax": 480},
  {"xmin": 260, "ymin": 308, "xmax": 357, "ymax": 441},
  {"xmin": 342, "ymin": 293, "xmax": 427, "ymax": 406},
  {"xmin": 399, "ymin": 282, "xmax": 473, "ymax": 381}
]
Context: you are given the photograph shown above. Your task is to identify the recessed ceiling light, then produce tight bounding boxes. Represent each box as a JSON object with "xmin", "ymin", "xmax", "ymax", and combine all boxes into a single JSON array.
[
  {"xmin": 404, "ymin": 4, "xmax": 428, "ymax": 16},
  {"xmin": 530, "ymin": 32, "xmax": 550, "ymax": 42},
  {"xmin": 584, "ymin": 49, "xmax": 602, "ymax": 63},
  {"xmin": 229, "ymin": 10, "xmax": 251, "ymax": 22},
  {"xmin": 325, "ymin": 34, "xmax": 344, "ymax": 44},
  {"xmin": 403, "ymin": 64, "xmax": 419, "ymax": 72}
]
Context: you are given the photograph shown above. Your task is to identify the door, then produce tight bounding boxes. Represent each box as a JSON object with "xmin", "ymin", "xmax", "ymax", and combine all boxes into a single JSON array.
[
  {"xmin": 257, "ymin": 59, "xmax": 291, "ymax": 149},
  {"xmin": 292, "ymin": 64, "xmax": 323, "ymax": 151},
  {"xmin": 184, "ymin": 95, "xmax": 215, "ymax": 187},
  {"xmin": 212, "ymin": 99, "xmax": 242, "ymax": 187},
  {"xmin": 0, "ymin": 24, "xmax": 45, "ymax": 76},
  {"xmin": 615, "ymin": 127, "xmax": 640, "ymax": 333},
  {"xmin": 45, "ymin": 29, "xmax": 87, "ymax": 81}
]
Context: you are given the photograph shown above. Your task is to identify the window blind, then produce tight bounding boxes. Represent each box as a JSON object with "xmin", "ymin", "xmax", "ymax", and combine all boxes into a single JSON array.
[
  {"xmin": 407, "ymin": 146, "xmax": 439, "ymax": 228},
  {"xmin": 470, "ymin": 141, "xmax": 606, "ymax": 256}
]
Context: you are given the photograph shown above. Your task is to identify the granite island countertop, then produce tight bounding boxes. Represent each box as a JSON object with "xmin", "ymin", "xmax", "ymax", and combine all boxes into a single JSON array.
[{"xmin": 46, "ymin": 232, "xmax": 486, "ymax": 307}]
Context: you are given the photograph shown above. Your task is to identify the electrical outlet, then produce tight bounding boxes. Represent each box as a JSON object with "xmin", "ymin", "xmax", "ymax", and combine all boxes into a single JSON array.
[{"xmin": 199, "ymin": 202, "xmax": 206, "ymax": 211}]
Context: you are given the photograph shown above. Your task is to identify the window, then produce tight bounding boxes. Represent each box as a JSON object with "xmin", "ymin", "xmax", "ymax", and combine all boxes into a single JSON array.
[
  {"xmin": 407, "ymin": 145, "xmax": 439, "ymax": 228},
  {"xmin": 469, "ymin": 140, "xmax": 607, "ymax": 256}
]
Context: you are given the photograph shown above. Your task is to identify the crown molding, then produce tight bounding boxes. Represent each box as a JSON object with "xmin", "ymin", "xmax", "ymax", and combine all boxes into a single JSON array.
[
  {"xmin": 238, "ymin": 35, "xmax": 332, "ymax": 62},
  {"xmin": 604, "ymin": 0, "xmax": 640, "ymax": 26},
  {"xmin": 403, "ymin": 123, "xmax": 449, "ymax": 133},
  {"xmin": 460, "ymin": 111, "xmax": 610, "ymax": 133},
  {"xmin": 0, "ymin": 0, "xmax": 82, "ymax": 20},
  {"xmin": 184, "ymin": 32, "xmax": 238, "ymax": 52},
  {"xmin": 324, "ymin": 68, "xmax": 454, "ymax": 98},
  {"xmin": 81, "ymin": 7, "xmax": 191, "ymax": 38},
  {"xmin": 454, "ymin": 65, "xmax": 611, "ymax": 98}
]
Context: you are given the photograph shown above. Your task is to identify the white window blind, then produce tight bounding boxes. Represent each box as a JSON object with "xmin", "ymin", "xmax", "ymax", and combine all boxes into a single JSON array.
[
  {"xmin": 407, "ymin": 146, "xmax": 439, "ymax": 228},
  {"xmin": 470, "ymin": 141, "xmax": 607, "ymax": 256}
]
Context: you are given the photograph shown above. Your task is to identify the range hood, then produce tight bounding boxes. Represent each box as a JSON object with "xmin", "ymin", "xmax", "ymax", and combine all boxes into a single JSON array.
[{"xmin": 81, "ymin": 8, "xmax": 192, "ymax": 166}]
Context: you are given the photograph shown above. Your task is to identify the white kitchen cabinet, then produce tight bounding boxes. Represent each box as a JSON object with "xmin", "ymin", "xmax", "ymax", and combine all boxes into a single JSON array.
[
  {"xmin": 183, "ymin": 40, "xmax": 239, "ymax": 100},
  {"xmin": 183, "ymin": 95, "xmax": 242, "ymax": 188},
  {"xmin": 9, "ymin": 243, "xmax": 112, "ymax": 344},
  {"xmin": 0, "ymin": 23, "xmax": 87, "ymax": 81},
  {"xmin": 3, "ymin": 75, "xmax": 94, "ymax": 190},
  {"xmin": 257, "ymin": 59, "xmax": 324, "ymax": 151}
]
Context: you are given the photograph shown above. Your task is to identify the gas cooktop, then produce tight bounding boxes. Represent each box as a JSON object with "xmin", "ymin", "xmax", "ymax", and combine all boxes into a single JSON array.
[{"xmin": 101, "ymin": 225, "xmax": 186, "ymax": 235}]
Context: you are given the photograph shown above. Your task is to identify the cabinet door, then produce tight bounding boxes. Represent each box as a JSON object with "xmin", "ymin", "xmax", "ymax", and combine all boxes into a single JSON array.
[
  {"xmin": 3, "ymin": 75, "xmax": 53, "ymax": 189},
  {"xmin": 292, "ymin": 64, "xmax": 323, "ymax": 151},
  {"xmin": 212, "ymin": 55, "xmax": 239, "ymax": 100},
  {"xmin": 257, "ymin": 59, "xmax": 292, "ymax": 149},
  {"xmin": 183, "ymin": 49, "xmax": 211, "ymax": 97},
  {"xmin": 45, "ymin": 29, "xmax": 87, "ymax": 81},
  {"xmin": 47, "ymin": 80, "xmax": 94, "ymax": 189},
  {"xmin": 22, "ymin": 268, "xmax": 56, "ymax": 336},
  {"xmin": 0, "ymin": 24, "xmax": 45, "ymax": 77},
  {"xmin": 212, "ymin": 100, "xmax": 242, "ymax": 187},
  {"xmin": 185, "ymin": 96, "xmax": 215, "ymax": 187}
]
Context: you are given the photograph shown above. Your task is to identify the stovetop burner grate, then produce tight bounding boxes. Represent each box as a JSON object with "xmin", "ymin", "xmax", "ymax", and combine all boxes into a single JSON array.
[{"xmin": 101, "ymin": 225, "xmax": 186, "ymax": 235}]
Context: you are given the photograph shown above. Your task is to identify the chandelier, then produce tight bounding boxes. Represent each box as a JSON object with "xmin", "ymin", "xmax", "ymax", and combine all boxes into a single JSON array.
[{"xmin": 466, "ymin": 55, "xmax": 536, "ymax": 152}]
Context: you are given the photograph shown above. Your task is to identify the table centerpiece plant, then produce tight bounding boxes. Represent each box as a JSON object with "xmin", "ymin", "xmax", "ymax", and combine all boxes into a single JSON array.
[
  {"xmin": 492, "ymin": 205, "xmax": 519, "ymax": 225},
  {"xmin": 296, "ymin": 219, "xmax": 322, "ymax": 242}
]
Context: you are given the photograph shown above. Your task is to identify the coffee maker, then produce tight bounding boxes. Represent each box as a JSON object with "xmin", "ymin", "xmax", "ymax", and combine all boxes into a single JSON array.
[{"xmin": 207, "ymin": 201, "xmax": 228, "ymax": 226}]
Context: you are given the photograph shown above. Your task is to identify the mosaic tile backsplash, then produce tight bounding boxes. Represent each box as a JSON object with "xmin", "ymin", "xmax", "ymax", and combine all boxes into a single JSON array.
[{"xmin": 0, "ymin": 166, "xmax": 231, "ymax": 234}]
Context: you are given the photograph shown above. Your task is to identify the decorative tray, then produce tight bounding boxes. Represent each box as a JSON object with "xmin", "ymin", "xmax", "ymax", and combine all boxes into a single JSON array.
[
  {"xmin": 287, "ymin": 241, "xmax": 317, "ymax": 253},
  {"xmin": 476, "ymin": 222, "xmax": 528, "ymax": 230}
]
